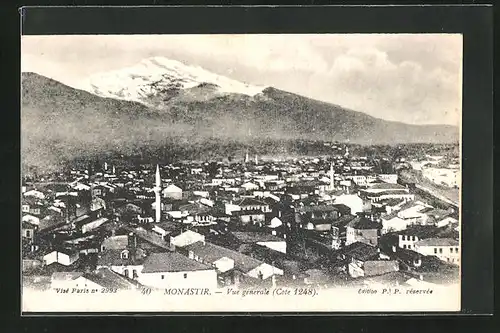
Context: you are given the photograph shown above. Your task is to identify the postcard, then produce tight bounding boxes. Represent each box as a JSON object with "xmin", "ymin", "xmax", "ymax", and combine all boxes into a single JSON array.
[{"xmin": 21, "ymin": 32, "xmax": 462, "ymax": 313}]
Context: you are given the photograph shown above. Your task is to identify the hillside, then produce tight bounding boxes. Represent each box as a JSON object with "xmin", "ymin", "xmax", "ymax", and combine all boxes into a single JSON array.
[{"xmin": 21, "ymin": 72, "xmax": 459, "ymax": 171}]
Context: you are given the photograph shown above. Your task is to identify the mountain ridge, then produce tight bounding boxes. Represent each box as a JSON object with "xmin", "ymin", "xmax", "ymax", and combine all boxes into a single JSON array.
[{"xmin": 21, "ymin": 71, "xmax": 459, "ymax": 171}]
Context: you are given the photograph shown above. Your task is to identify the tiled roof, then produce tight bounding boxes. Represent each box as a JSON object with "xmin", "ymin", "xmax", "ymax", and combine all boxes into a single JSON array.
[
  {"xmin": 84, "ymin": 267, "xmax": 140, "ymax": 289},
  {"xmin": 101, "ymin": 235, "xmax": 129, "ymax": 250},
  {"xmin": 414, "ymin": 238, "xmax": 459, "ymax": 247},
  {"xmin": 97, "ymin": 248, "xmax": 146, "ymax": 267},
  {"xmin": 142, "ymin": 252, "xmax": 212, "ymax": 273},
  {"xmin": 236, "ymin": 197, "xmax": 268, "ymax": 207},
  {"xmin": 231, "ymin": 232, "xmax": 284, "ymax": 243},
  {"xmin": 368, "ymin": 183, "xmax": 406, "ymax": 190},
  {"xmin": 184, "ymin": 241, "xmax": 263, "ymax": 273},
  {"xmin": 331, "ymin": 203, "xmax": 351, "ymax": 215},
  {"xmin": 398, "ymin": 225, "xmax": 441, "ymax": 240},
  {"xmin": 297, "ymin": 205, "xmax": 340, "ymax": 213},
  {"xmin": 368, "ymin": 190, "xmax": 411, "ymax": 197},
  {"xmin": 332, "ymin": 241, "xmax": 380, "ymax": 262},
  {"xmin": 347, "ymin": 216, "xmax": 381, "ymax": 230}
]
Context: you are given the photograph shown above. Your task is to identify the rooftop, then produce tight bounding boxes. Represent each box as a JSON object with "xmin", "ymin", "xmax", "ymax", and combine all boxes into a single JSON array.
[
  {"xmin": 184, "ymin": 241, "xmax": 263, "ymax": 273},
  {"xmin": 236, "ymin": 197, "xmax": 268, "ymax": 207},
  {"xmin": 332, "ymin": 241, "xmax": 380, "ymax": 262},
  {"xmin": 346, "ymin": 216, "xmax": 381, "ymax": 230},
  {"xmin": 231, "ymin": 232, "xmax": 284, "ymax": 243},
  {"xmin": 142, "ymin": 252, "xmax": 212, "ymax": 273},
  {"xmin": 414, "ymin": 238, "xmax": 459, "ymax": 247}
]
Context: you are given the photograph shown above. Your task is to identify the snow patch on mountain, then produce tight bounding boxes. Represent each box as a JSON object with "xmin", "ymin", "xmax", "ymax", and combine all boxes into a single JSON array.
[{"xmin": 80, "ymin": 57, "xmax": 266, "ymax": 104}]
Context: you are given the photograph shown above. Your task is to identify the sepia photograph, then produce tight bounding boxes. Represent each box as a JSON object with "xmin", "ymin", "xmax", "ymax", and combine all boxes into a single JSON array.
[{"xmin": 21, "ymin": 32, "xmax": 463, "ymax": 312}]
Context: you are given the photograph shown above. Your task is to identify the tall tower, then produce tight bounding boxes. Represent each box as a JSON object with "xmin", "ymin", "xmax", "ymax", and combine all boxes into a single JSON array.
[
  {"xmin": 112, "ymin": 165, "xmax": 116, "ymax": 175},
  {"xmin": 329, "ymin": 162, "xmax": 335, "ymax": 191},
  {"xmin": 245, "ymin": 150, "xmax": 249, "ymax": 164},
  {"xmin": 154, "ymin": 164, "xmax": 162, "ymax": 223},
  {"xmin": 255, "ymin": 155, "xmax": 258, "ymax": 165},
  {"xmin": 344, "ymin": 146, "xmax": 350, "ymax": 159}
]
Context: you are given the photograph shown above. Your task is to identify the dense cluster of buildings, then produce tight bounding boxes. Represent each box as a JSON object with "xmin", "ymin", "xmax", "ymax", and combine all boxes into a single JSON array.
[{"xmin": 22, "ymin": 145, "xmax": 460, "ymax": 292}]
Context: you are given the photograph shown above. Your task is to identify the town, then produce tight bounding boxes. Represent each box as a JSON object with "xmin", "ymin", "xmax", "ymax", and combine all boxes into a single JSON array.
[{"xmin": 21, "ymin": 142, "xmax": 460, "ymax": 293}]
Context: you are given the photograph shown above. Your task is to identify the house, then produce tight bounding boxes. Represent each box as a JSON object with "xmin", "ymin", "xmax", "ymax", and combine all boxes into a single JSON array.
[
  {"xmin": 331, "ymin": 215, "xmax": 358, "ymax": 249},
  {"xmin": 50, "ymin": 268, "xmax": 137, "ymax": 290},
  {"xmin": 235, "ymin": 197, "xmax": 271, "ymax": 213},
  {"xmin": 38, "ymin": 215, "xmax": 67, "ymax": 233},
  {"xmin": 178, "ymin": 202, "xmax": 215, "ymax": 226},
  {"xmin": 90, "ymin": 197, "xmax": 106, "ymax": 212},
  {"xmin": 378, "ymin": 240, "xmax": 424, "ymax": 271},
  {"xmin": 97, "ymin": 246, "xmax": 147, "ymax": 280},
  {"xmin": 101, "ymin": 235, "xmax": 129, "ymax": 252},
  {"xmin": 295, "ymin": 205, "xmax": 343, "ymax": 229},
  {"xmin": 364, "ymin": 182, "xmax": 409, "ymax": 194},
  {"xmin": 233, "ymin": 209, "xmax": 267, "ymax": 225},
  {"xmin": 371, "ymin": 198, "xmax": 406, "ymax": 214},
  {"xmin": 302, "ymin": 218, "xmax": 334, "ymax": 232},
  {"xmin": 81, "ymin": 217, "xmax": 109, "ymax": 234},
  {"xmin": 163, "ymin": 184, "xmax": 183, "ymax": 200},
  {"xmin": 413, "ymin": 238, "xmax": 460, "ymax": 265},
  {"xmin": 350, "ymin": 260, "xmax": 400, "ymax": 278},
  {"xmin": 183, "ymin": 241, "xmax": 284, "ymax": 282},
  {"xmin": 329, "ymin": 241, "xmax": 396, "ymax": 278},
  {"xmin": 377, "ymin": 174, "xmax": 398, "ymax": 184},
  {"xmin": 170, "ymin": 230, "xmax": 206, "ymax": 248},
  {"xmin": 367, "ymin": 191, "xmax": 415, "ymax": 203},
  {"xmin": 43, "ymin": 250, "xmax": 79, "ymax": 266},
  {"xmin": 345, "ymin": 215, "xmax": 381, "ymax": 246},
  {"xmin": 22, "ymin": 221, "xmax": 36, "ymax": 243},
  {"xmin": 267, "ymin": 216, "xmax": 286, "ymax": 237},
  {"xmin": 333, "ymin": 194, "xmax": 364, "ymax": 214},
  {"xmin": 230, "ymin": 232, "xmax": 287, "ymax": 254},
  {"xmin": 241, "ymin": 182, "xmax": 259, "ymax": 191},
  {"xmin": 22, "ymin": 214, "xmax": 40, "ymax": 226},
  {"xmin": 381, "ymin": 213, "xmax": 408, "ymax": 234},
  {"xmin": 24, "ymin": 189, "xmax": 46, "ymax": 200},
  {"xmin": 138, "ymin": 252, "xmax": 217, "ymax": 289},
  {"xmin": 395, "ymin": 225, "xmax": 458, "ymax": 250},
  {"xmin": 380, "ymin": 201, "xmax": 434, "ymax": 233}
]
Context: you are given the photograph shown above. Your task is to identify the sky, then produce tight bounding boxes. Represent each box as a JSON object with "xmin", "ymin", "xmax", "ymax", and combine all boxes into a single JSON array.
[{"xmin": 22, "ymin": 34, "xmax": 462, "ymax": 126}]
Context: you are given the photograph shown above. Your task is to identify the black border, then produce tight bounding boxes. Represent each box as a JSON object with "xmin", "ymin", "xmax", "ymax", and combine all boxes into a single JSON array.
[{"xmin": 3, "ymin": 3, "xmax": 494, "ymax": 326}]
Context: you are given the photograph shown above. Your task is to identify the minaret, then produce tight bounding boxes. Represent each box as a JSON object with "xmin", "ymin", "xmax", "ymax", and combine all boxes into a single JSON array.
[
  {"xmin": 245, "ymin": 150, "xmax": 249, "ymax": 164},
  {"xmin": 104, "ymin": 162, "xmax": 108, "ymax": 171},
  {"xmin": 154, "ymin": 164, "xmax": 162, "ymax": 223},
  {"xmin": 112, "ymin": 165, "xmax": 116, "ymax": 175},
  {"xmin": 329, "ymin": 162, "xmax": 335, "ymax": 191},
  {"xmin": 255, "ymin": 155, "xmax": 258, "ymax": 165},
  {"xmin": 344, "ymin": 146, "xmax": 350, "ymax": 159}
]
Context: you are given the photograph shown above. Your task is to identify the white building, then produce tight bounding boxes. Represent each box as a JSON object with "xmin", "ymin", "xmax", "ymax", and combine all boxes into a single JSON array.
[
  {"xmin": 138, "ymin": 252, "xmax": 217, "ymax": 289},
  {"xmin": 170, "ymin": 230, "xmax": 205, "ymax": 248},
  {"xmin": 162, "ymin": 184, "xmax": 183, "ymax": 200},
  {"xmin": 43, "ymin": 250, "xmax": 79, "ymax": 266},
  {"xmin": 413, "ymin": 238, "xmax": 460, "ymax": 264},
  {"xmin": 333, "ymin": 194, "xmax": 364, "ymax": 214},
  {"xmin": 24, "ymin": 190, "xmax": 45, "ymax": 200},
  {"xmin": 378, "ymin": 174, "xmax": 398, "ymax": 184}
]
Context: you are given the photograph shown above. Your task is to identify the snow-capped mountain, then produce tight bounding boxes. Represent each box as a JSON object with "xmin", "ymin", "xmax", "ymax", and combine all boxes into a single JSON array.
[{"xmin": 79, "ymin": 57, "xmax": 267, "ymax": 105}]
